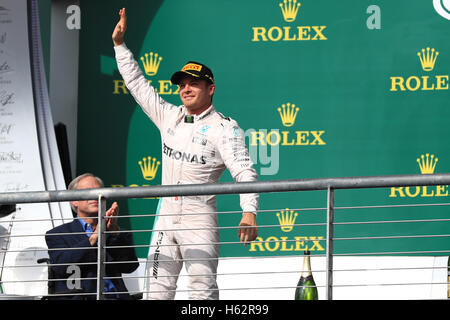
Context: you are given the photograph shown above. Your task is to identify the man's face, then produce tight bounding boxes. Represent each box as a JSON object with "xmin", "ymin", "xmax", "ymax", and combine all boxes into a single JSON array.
[
  {"xmin": 179, "ymin": 77, "xmax": 215, "ymax": 113},
  {"xmin": 71, "ymin": 176, "xmax": 102, "ymax": 217}
]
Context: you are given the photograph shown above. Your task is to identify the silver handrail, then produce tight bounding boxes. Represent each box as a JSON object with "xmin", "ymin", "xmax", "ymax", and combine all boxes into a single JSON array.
[{"xmin": 1, "ymin": 174, "xmax": 450, "ymax": 205}]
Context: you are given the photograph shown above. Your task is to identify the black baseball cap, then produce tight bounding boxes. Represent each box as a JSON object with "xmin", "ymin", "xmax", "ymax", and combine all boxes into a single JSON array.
[{"xmin": 171, "ymin": 61, "xmax": 214, "ymax": 85}]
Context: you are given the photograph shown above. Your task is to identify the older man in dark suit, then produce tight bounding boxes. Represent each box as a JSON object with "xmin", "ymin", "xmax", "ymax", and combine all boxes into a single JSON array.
[{"xmin": 45, "ymin": 173, "xmax": 139, "ymax": 300}]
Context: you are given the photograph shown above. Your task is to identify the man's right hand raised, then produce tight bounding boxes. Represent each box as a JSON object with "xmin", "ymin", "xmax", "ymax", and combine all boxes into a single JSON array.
[{"xmin": 112, "ymin": 7, "xmax": 127, "ymax": 46}]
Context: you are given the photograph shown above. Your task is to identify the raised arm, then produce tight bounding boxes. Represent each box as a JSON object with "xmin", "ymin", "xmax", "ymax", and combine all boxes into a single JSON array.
[
  {"xmin": 112, "ymin": 8, "xmax": 127, "ymax": 46},
  {"xmin": 112, "ymin": 7, "xmax": 177, "ymax": 130}
]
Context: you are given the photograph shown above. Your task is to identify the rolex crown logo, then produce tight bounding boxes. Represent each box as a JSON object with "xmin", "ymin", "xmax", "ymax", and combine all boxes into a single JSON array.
[
  {"xmin": 278, "ymin": 103, "xmax": 299, "ymax": 127},
  {"xmin": 138, "ymin": 156, "xmax": 161, "ymax": 180},
  {"xmin": 140, "ymin": 52, "xmax": 163, "ymax": 76},
  {"xmin": 417, "ymin": 153, "xmax": 438, "ymax": 174},
  {"xmin": 276, "ymin": 208, "xmax": 298, "ymax": 232},
  {"xmin": 417, "ymin": 47, "xmax": 439, "ymax": 72},
  {"xmin": 279, "ymin": 0, "xmax": 301, "ymax": 22}
]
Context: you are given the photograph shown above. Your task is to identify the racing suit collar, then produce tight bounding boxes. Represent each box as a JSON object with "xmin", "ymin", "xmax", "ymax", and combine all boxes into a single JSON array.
[{"xmin": 183, "ymin": 105, "xmax": 215, "ymax": 123}]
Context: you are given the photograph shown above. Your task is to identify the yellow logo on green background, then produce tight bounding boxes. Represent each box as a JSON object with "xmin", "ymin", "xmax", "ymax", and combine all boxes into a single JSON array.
[{"xmin": 138, "ymin": 156, "xmax": 160, "ymax": 181}]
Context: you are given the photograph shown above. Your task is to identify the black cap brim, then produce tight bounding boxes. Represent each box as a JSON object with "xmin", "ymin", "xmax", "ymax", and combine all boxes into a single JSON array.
[{"xmin": 171, "ymin": 70, "xmax": 202, "ymax": 85}]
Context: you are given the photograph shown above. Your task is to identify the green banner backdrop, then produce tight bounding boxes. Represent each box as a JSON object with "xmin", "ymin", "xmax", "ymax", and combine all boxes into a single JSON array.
[{"xmin": 77, "ymin": 0, "xmax": 450, "ymax": 258}]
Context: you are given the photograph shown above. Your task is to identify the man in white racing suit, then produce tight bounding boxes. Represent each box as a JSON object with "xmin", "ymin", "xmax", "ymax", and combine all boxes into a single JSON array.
[{"xmin": 112, "ymin": 8, "xmax": 259, "ymax": 300}]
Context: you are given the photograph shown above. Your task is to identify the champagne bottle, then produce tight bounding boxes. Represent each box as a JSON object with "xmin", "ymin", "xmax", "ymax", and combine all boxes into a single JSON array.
[
  {"xmin": 447, "ymin": 255, "xmax": 450, "ymax": 299},
  {"xmin": 295, "ymin": 251, "xmax": 318, "ymax": 300}
]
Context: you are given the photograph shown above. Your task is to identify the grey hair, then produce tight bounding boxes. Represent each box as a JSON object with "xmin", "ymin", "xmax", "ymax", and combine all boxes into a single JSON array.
[{"xmin": 68, "ymin": 173, "xmax": 104, "ymax": 213}]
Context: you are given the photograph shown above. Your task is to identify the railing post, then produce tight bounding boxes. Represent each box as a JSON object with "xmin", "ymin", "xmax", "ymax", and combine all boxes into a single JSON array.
[
  {"xmin": 96, "ymin": 195, "xmax": 106, "ymax": 300},
  {"xmin": 326, "ymin": 187, "xmax": 334, "ymax": 300}
]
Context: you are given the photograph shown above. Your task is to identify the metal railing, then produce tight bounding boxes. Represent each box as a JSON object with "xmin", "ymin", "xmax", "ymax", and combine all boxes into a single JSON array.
[{"xmin": 1, "ymin": 173, "xmax": 450, "ymax": 300}]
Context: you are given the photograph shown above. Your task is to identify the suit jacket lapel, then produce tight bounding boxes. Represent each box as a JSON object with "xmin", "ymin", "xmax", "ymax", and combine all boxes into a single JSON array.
[{"xmin": 66, "ymin": 219, "xmax": 89, "ymax": 247}]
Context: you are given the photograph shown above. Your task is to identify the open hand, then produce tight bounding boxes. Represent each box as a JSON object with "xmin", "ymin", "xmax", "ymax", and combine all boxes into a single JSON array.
[
  {"xmin": 89, "ymin": 224, "xmax": 98, "ymax": 246},
  {"xmin": 112, "ymin": 8, "xmax": 127, "ymax": 46},
  {"xmin": 105, "ymin": 201, "xmax": 119, "ymax": 231}
]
